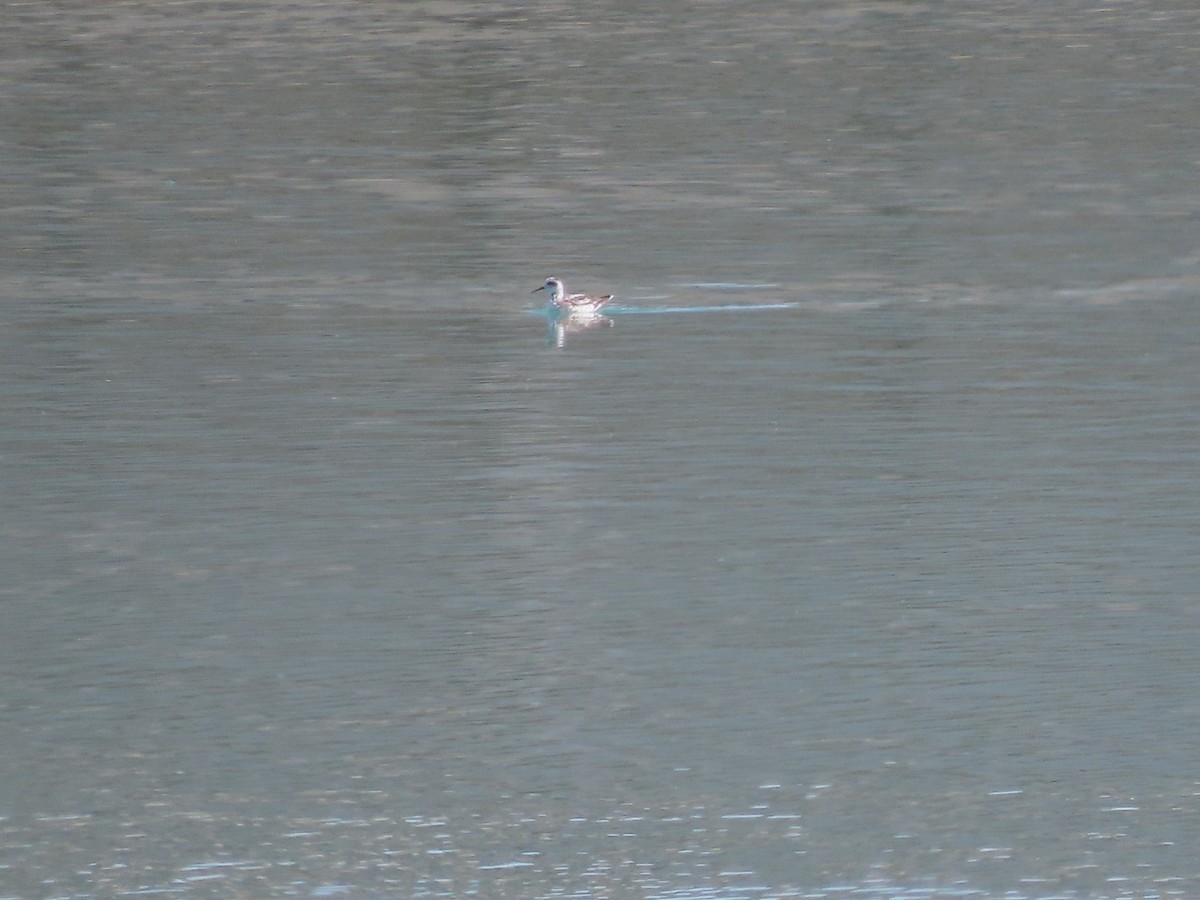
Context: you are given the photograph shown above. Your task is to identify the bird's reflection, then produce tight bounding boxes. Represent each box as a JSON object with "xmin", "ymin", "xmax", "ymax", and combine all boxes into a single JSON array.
[{"xmin": 547, "ymin": 308, "xmax": 614, "ymax": 348}]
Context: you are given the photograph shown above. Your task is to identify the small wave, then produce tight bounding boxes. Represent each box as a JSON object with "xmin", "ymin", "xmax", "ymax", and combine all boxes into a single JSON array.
[
  {"xmin": 525, "ymin": 302, "xmax": 797, "ymax": 318},
  {"xmin": 676, "ymin": 282, "xmax": 781, "ymax": 290},
  {"xmin": 600, "ymin": 302, "xmax": 797, "ymax": 315}
]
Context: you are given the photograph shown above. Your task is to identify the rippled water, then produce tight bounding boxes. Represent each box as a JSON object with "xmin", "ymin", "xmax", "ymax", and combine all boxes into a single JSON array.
[{"xmin": 3, "ymin": 2, "xmax": 1200, "ymax": 898}]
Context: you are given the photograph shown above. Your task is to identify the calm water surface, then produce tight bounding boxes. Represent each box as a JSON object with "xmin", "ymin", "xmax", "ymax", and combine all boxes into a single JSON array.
[{"xmin": 3, "ymin": 2, "xmax": 1200, "ymax": 898}]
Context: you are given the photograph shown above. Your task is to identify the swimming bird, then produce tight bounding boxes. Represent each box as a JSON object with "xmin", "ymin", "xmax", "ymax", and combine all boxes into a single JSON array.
[{"xmin": 532, "ymin": 276, "xmax": 614, "ymax": 317}]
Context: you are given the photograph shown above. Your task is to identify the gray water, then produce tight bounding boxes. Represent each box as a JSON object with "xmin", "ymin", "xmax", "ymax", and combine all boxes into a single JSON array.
[{"xmin": 3, "ymin": 2, "xmax": 1200, "ymax": 898}]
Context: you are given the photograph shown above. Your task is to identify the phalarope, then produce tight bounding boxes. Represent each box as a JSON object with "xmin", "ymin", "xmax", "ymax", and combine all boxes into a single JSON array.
[{"xmin": 532, "ymin": 276, "xmax": 614, "ymax": 317}]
